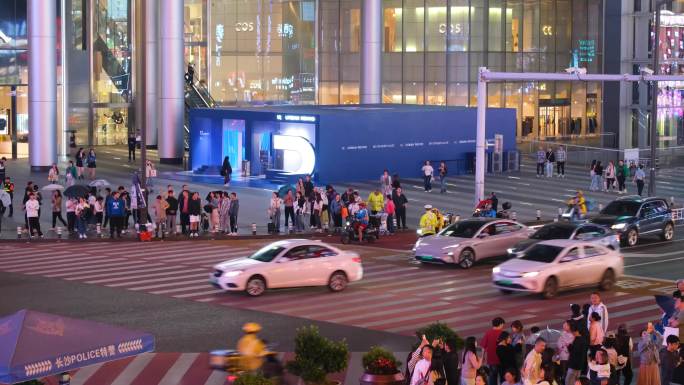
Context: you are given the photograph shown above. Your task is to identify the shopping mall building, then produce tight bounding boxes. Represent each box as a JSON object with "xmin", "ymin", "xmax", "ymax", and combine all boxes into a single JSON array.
[{"xmin": 1, "ymin": 0, "xmax": 683, "ymax": 169}]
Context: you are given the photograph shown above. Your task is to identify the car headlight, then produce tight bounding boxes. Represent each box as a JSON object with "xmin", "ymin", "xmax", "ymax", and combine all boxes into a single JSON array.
[
  {"xmin": 224, "ymin": 270, "xmax": 244, "ymax": 277},
  {"xmin": 446, "ymin": 251, "xmax": 454, "ymax": 256},
  {"xmin": 507, "ymin": 248, "xmax": 516, "ymax": 254},
  {"xmin": 416, "ymin": 229, "xmax": 423, "ymax": 235},
  {"xmin": 492, "ymin": 267, "xmax": 501, "ymax": 274},
  {"xmin": 611, "ymin": 223, "xmax": 626, "ymax": 230},
  {"xmin": 522, "ymin": 271, "xmax": 539, "ymax": 278}
]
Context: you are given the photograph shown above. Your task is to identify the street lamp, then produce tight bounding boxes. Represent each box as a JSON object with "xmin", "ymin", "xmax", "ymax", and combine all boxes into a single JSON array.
[{"xmin": 649, "ymin": 0, "xmax": 673, "ymax": 196}]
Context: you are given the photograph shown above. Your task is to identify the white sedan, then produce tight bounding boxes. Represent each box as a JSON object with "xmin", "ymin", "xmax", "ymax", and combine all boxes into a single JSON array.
[
  {"xmin": 210, "ymin": 240, "xmax": 363, "ymax": 296},
  {"xmin": 492, "ymin": 239, "xmax": 624, "ymax": 299}
]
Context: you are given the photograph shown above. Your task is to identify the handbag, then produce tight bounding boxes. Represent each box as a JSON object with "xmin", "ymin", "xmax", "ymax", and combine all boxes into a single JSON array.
[{"xmin": 415, "ymin": 369, "xmax": 431, "ymax": 385}]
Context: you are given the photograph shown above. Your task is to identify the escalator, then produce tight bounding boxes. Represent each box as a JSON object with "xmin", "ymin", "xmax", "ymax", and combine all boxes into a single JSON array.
[{"xmin": 184, "ymin": 81, "xmax": 217, "ymax": 149}]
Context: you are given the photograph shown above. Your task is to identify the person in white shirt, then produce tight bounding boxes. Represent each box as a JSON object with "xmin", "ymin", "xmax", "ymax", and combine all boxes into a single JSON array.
[
  {"xmin": 411, "ymin": 345, "xmax": 434, "ymax": 385},
  {"xmin": 25, "ymin": 193, "xmax": 42, "ymax": 237},
  {"xmin": 421, "ymin": 161, "xmax": 434, "ymax": 192},
  {"xmin": 522, "ymin": 338, "xmax": 546, "ymax": 385},
  {"xmin": 587, "ymin": 292, "xmax": 609, "ymax": 334}
]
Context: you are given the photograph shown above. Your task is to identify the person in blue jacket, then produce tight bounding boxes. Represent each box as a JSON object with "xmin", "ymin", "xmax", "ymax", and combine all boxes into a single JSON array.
[{"xmin": 107, "ymin": 191, "xmax": 126, "ymax": 238}]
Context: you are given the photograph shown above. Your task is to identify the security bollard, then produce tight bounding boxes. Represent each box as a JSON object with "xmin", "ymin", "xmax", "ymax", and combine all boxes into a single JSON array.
[
  {"xmin": 96, "ymin": 224, "xmax": 102, "ymax": 237},
  {"xmin": 17, "ymin": 226, "xmax": 22, "ymax": 239},
  {"xmin": 536, "ymin": 209, "xmax": 541, "ymax": 221},
  {"xmin": 176, "ymin": 224, "xmax": 182, "ymax": 235},
  {"xmin": 511, "ymin": 211, "xmax": 517, "ymax": 220},
  {"xmin": 455, "ymin": 215, "xmax": 461, "ymax": 222},
  {"xmin": 670, "ymin": 196, "xmax": 675, "ymax": 207},
  {"xmin": 598, "ymin": 203, "xmax": 604, "ymax": 211},
  {"xmin": 56, "ymin": 226, "xmax": 63, "ymax": 239},
  {"xmin": 558, "ymin": 207, "xmax": 563, "ymax": 220},
  {"xmin": 289, "ymin": 224, "xmax": 293, "ymax": 234},
  {"xmin": 251, "ymin": 223, "xmax": 257, "ymax": 235}
]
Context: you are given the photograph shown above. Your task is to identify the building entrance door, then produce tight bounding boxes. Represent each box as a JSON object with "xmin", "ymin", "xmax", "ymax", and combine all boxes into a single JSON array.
[{"xmin": 538, "ymin": 100, "xmax": 571, "ymax": 138}]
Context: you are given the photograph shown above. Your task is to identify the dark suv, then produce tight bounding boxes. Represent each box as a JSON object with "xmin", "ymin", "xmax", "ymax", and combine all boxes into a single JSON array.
[{"xmin": 590, "ymin": 196, "xmax": 674, "ymax": 247}]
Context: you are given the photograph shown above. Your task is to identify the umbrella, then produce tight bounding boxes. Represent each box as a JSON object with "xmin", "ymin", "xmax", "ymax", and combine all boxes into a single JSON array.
[
  {"xmin": 89, "ymin": 179, "xmax": 111, "ymax": 188},
  {"xmin": 278, "ymin": 184, "xmax": 296, "ymax": 198},
  {"xmin": 532, "ymin": 327, "xmax": 561, "ymax": 349},
  {"xmin": 41, "ymin": 184, "xmax": 64, "ymax": 192},
  {"xmin": 0, "ymin": 190, "xmax": 10, "ymax": 207},
  {"xmin": 63, "ymin": 184, "xmax": 90, "ymax": 199},
  {"xmin": 0, "ymin": 309, "xmax": 154, "ymax": 384},
  {"xmin": 655, "ymin": 295, "xmax": 676, "ymax": 318}
]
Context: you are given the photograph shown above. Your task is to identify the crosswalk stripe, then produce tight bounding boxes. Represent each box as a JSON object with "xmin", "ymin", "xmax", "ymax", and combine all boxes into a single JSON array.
[
  {"xmin": 124, "ymin": 277, "xmax": 208, "ymax": 291},
  {"xmin": 4, "ymin": 257, "xmax": 125, "ymax": 272},
  {"xmin": 96, "ymin": 269, "xmax": 208, "ymax": 286},
  {"xmin": 83, "ymin": 266, "xmax": 190, "ymax": 283},
  {"xmin": 157, "ymin": 353, "xmax": 200, "ymax": 385},
  {"xmin": 46, "ymin": 261, "xmax": 152, "ymax": 277},
  {"xmin": 0, "ymin": 253, "xmax": 119, "ymax": 269},
  {"xmin": 151, "ymin": 283, "xmax": 217, "ymax": 295},
  {"xmin": 110, "ymin": 353, "xmax": 156, "ymax": 385},
  {"xmin": 69, "ymin": 363, "xmax": 105, "ymax": 385},
  {"xmin": 0, "ymin": 251, "xmax": 74, "ymax": 263},
  {"xmin": 172, "ymin": 289, "xmax": 223, "ymax": 298},
  {"xmin": 321, "ymin": 298, "xmax": 452, "ymax": 323},
  {"xmin": 47, "ymin": 261, "xmax": 161, "ymax": 280}
]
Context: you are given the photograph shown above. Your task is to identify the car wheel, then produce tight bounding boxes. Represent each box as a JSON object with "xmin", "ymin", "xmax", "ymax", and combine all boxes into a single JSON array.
[
  {"xmin": 328, "ymin": 271, "xmax": 348, "ymax": 292},
  {"xmin": 661, "ymin": 223, "xmax": 674, "ymax": 241},
  {"xmin": 624, "ymin": 228, "xmax": 639, "ymax": 247},
  {"xmin": 245, "ymin": 276, "xmax": 266, "ymax": 297},
  {"xmin": 541, "ymin": 277, "xmax": 558, "ymax": 299},
  {"xmin": 599, "ymin": 269, "xmax": 615, "ymax": 291},
  {"xmin": 458, "ymin": 249, "xmax": 476, "ymax": 269},
  {"xmin": 499, "ymin": 289, "xmax": 513, "ymax": 295},
  {"xmin": 341, "ymin": 234, "xmax": 350, "ymax": 244}
]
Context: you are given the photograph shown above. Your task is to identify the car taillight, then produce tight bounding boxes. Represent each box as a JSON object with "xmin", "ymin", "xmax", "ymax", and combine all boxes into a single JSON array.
[{"xmin": 352, "ymin": 257, "xmax": 362, "ymax": 263}]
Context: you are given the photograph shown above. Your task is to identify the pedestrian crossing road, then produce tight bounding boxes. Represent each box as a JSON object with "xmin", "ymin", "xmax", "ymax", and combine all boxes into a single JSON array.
[{"xmin": 0, "ymin": 240, "xmax": 674, "ymax": 339}]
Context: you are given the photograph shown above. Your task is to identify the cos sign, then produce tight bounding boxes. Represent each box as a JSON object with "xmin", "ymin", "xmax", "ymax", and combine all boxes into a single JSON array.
[
  {"xmin": 438, "ymin": 23, "xmax": 463, "ymax": 35},
  {"xmin": 235, "ymin": 22, "xmax": 254, "ymax": 32}
]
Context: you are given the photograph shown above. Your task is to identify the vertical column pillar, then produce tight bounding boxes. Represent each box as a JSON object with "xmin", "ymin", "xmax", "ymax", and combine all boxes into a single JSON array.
[
  {"xmin": 145, "ymin": 0, "xmax": 158, "ymax": 147},
  {"xmin": 360, "ymin": 0, "xmax": 382, "ymax": 104},
  {"xmin": 475, "ymin": 68, "xmax": 488, "ymax": 205},
  {"xmin": 159, "ymin": 0, "xmax": 184, "ymax": 163},
  {"xmin": 28, "ymin": 0, "xmax": 57, "ymax": 171}
]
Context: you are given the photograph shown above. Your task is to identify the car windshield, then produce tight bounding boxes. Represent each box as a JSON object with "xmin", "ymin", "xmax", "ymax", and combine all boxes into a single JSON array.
[
  {"xmin": 248, "ymin": 245, "xmax": 285, "ymax": 262},
  {"xmin": 519, "ymin": 244, "xmax": 565, "ymax": 263},
  {"xmin": 531, "ymin": 225, "xmax": 575, "ymax": 240},
  {"xmin": 439, "ymin": 222, "xmax": 484, "ymax": 238},
  {"xmin": 601, "ymin": 201, "xmax": 640, "ymax": 217}
]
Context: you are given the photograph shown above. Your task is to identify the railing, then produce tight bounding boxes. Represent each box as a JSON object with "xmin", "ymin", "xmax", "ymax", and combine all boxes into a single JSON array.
[
  {"xmin": 673, "ymin": 208, "xmax": 684, "ymax": 224},
  {"xmin": 522, "ymin": 139, "xmax": 684, "ymax": 169}
]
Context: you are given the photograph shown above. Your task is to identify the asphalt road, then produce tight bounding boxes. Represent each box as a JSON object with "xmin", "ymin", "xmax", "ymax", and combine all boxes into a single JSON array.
[
  {"xmin": 622, "ymin": 232, "xmax": 684, "ymax": 281},
  {"xmin": 0, "ymin": 270, "xmax": 414, "ymax": 353}
]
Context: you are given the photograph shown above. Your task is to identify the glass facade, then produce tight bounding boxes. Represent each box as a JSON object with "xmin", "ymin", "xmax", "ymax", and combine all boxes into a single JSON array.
[
  {"xmin": 653, "ymin": 2, "xmax": 684, "ymax": 147},
  {"xmin": 316, "ymin": 0, "xmax": 604, "ymax": 142},
  {"xmin": 193, "ymin": 0, "xmax": 316, "ymax": 105},
  {"xmin": 0, "ymin": 0, "xmax": 32, "ymax": 155}
]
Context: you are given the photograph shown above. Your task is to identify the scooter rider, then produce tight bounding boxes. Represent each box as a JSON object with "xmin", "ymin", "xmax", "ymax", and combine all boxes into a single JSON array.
[
  {"xmin": 355, "ymin": 202, "xmax": 370, "ymax": 242},
  {"xmin": 237, "ymin": 323, "xmax": 267, "ymax": 372},
  {"xmin": 419, "ymin": 205, "xmax": 438, "ymax": 236}
]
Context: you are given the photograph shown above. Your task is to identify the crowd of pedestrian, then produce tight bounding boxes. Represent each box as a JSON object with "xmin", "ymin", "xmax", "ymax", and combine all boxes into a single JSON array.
[
  {"xmin": 407, "ymin": 285, "xmax": 684, "ymax": 385},
  {"xmin": 264, "ymin": 173, "xmax": 410, "ymax": 238},
  {"xmin": 588, "ymin": 160, "xmax": 645, "ymax": 196}
]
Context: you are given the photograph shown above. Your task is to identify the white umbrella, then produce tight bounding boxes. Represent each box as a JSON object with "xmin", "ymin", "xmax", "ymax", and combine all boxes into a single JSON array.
[
  {"xmin": 0, "ymin": 190, "xmax": 10, "ymax": 207},
  {"xmin": 89, "ymin": 179, "xmax": 111, "ymax": 188},
  {"xmin": 41, "ymin": 184, "xmax": 64, "ymax": 192}
]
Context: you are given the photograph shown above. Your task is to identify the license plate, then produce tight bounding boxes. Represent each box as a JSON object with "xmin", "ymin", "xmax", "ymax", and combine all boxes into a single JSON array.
[
  {"xmin": 499, "ymin": 279, "xmax": 513, "ymax": 285},
  {"xmin": 418, "ymin": 256, "xmax": 433, "ymax": 261}
]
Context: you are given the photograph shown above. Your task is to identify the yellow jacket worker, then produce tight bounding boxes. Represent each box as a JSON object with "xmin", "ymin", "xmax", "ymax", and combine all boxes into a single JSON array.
[
  {"xmin": 237, "ymin": 323, "xmax": 267, "ymax": 371},
  {"xmin": 431, "ymin": 208, "xmax": 444, "ymax": 232},
  {"xmin": 367, "ymin": 189, "xmax": 385, "ymax": 213},
  {"xmin": 419, "ymin": 205, "xmax": 438, "ymax": 236}
]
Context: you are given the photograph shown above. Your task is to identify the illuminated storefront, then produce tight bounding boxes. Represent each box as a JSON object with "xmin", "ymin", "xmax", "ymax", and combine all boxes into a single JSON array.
[{"xmin": 654, "ymin": 9, "xmax": 684, "ymax": 147}]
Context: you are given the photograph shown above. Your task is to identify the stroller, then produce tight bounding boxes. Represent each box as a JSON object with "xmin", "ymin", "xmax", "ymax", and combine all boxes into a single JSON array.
[{"xmin": 341, "ymin": 219, "xmax": 379, "ymax": 244}]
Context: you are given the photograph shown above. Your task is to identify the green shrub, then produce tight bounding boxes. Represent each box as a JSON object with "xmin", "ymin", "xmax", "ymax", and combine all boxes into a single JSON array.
[
  {"xmin": 233, "ymin": 373, "xmax": 273, "ymax": 385},
  {"xmin": 362, "ymin": 346, "xmax": 401, "ymax": 375},
  {"xmin": 414, "ymin": 322, "xmax": 463, "ymax": 351},
  {"xmin": 286, "ymin": 325, "xmax": 349, "ymax": 385}
]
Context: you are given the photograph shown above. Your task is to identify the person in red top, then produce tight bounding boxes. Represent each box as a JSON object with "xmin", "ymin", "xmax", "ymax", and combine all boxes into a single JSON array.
[
  {"xmin": 481, "ymin": 317, "xmax": 506, "ymax": 385},
  {"xmin": 384, "ymin": 194, "xmax": 396, "ymax": 234}
]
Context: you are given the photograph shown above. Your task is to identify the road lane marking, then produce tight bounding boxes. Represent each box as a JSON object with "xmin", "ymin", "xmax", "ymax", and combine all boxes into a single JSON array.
[{"xmin": 625, "ymin": 255, "xmax": 684, "ymax": 268}]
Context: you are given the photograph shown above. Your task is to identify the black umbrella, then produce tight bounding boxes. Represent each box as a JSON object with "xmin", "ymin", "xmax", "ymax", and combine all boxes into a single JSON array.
[
  {"xmin": 63, "ymin": 184, "xmax": 90, "ymax": 199},
  {"xmin": 655, "ymin": 294, "xmax": 676, "ymax": 318}
]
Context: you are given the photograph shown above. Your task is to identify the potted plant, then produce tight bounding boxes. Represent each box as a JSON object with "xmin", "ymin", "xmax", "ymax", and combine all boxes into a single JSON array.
[
  {"xmin": 233, "ymin": 373, "xmax": 273, "ymax": 385},
  {"xmin": 286, "ymin": 325, "xmax": 349, "ymax": 385},
  {"xmin": 359, "ymin": 346, "xmax": 404, "ymax": 385}
]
